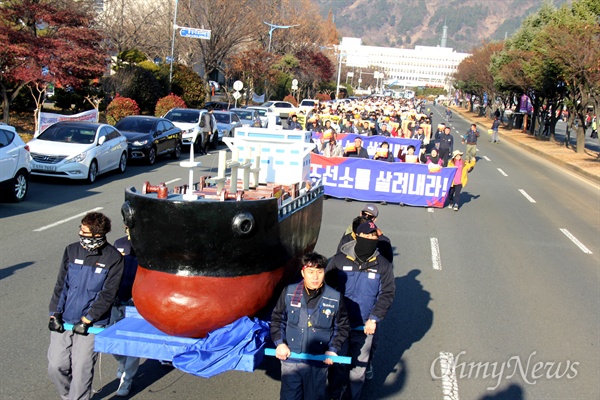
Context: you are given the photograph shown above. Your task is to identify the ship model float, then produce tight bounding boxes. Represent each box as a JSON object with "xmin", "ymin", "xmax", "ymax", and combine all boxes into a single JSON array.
[{"xmin": 121, "ymin": 127, "xmax": 323, "ymax": 338}]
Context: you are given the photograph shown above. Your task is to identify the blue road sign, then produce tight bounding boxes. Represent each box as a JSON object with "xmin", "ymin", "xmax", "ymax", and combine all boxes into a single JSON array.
[{"xmin": 179, "ymin": 27, "xmax": 211, "ymax": 40}]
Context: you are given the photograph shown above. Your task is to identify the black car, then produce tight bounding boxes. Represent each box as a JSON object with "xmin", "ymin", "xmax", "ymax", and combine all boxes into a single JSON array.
[
  {"xmin": 114, "ymin": 116, "xmax": 182, "ymax": 165},
  {"xmin": 204, "ymin": 101, "xmax": 232, "ymax": 111}
]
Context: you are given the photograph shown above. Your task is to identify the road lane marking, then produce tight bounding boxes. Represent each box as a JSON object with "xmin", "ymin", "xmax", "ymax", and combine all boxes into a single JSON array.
[
  {"xmin": 439, "ymin": 351, "xmax": 460, "ymax": 400},
  {"xmin": 165, "ymin": 178, "xmax": 181, "ymax": 185},
  {"xmin": 483, "ymin": 156, "xmax": 491, "ymax": 161},
  {"xmin": 518, "ymin": 189, "xmax": 536, "ymax": 203},
  {"xmin": 560, "ymin": 229, "xmax": 593, "ymax": 254},
  {"xmin": 427, "ymin": 208, "xmax": 434, "ymax": 213},
  {"xmin": 497, "ymin": 168, "xmax": 508, "ymax": 176},
  {"xmin": 431, "ymin": 238, "xmax": 442, "ymax": 270},
  {"xmin": 34, "ymin": 207, "xmax": 104, "ymax": 232}
]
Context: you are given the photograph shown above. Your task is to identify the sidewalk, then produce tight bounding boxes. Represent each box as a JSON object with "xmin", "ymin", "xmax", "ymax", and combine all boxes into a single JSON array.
[{"xmin": 451, "ymin": 106, "xmax": 600, "ymax": 184}]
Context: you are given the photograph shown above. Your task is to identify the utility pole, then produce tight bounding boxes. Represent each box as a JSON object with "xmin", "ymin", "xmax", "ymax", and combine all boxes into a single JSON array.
[{"xmin": 168, "ymin": 0, "xmax": 180, "ymax": 92}]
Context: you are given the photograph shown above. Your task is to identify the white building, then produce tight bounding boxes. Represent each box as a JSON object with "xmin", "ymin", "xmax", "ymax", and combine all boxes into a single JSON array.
[{"xmin": 339, "ymin": 37, "xmax": 470, "ymax": 93}]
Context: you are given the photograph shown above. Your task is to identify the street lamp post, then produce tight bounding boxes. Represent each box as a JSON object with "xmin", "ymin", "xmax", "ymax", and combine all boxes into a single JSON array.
[
  {"xmin": 168, "ymin": 0, "xmax": 180, "ymax": 92},
  {"xmin": 335, "ymin": 49, "xmax": 344, "ymax": 99},
  {"xmin": 264, "ymin": 22, "xmax": 299, "ymax": 100},
  {"xmin": 264, "ymin": 22, "xmax": 299, "ymax": 52}
]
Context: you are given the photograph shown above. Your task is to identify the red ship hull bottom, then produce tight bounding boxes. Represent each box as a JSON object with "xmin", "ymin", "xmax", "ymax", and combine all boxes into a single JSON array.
[{"xmin": 133, "ymin": 266, "xmax": 286, "ymax": 338}]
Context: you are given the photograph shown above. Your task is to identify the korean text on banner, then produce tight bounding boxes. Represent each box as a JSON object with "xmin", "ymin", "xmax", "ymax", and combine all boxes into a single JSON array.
[
  {"xmin": 37, "ymin": 109, "xmax": 99, "ymax": 137},
  {"xmin": 310, "ymin": 153, "xmax": 457, "ymax": 207}
]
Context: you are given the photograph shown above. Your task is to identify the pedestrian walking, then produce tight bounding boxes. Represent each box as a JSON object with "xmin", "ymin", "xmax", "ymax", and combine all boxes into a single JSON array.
[
  {"xmin": 446, "ymin": 150, "xmax": 476, "ymax": 211},
  {"xmin": 491, "ymin": 116, "xmax": 501, "ymax": 143},
  {"xmin": 463, "ymin": 124, "xmax": 480, "ymax": 162},
  {"xmin": 326, "ymin": 222, "xmax": 395, "ymax": 400}
]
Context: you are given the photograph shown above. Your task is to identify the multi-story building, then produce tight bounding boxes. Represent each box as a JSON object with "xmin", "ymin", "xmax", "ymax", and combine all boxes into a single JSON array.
[{"xmin": 339, "ymin": 37, "xmax": 470, "ymax": 93}]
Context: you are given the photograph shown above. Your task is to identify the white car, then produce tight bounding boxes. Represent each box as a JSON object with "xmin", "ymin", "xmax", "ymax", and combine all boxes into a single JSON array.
[
  {"xmin": 0, "ymin": 123, "xmax": 31, "ymax": 202},
  {"xmin": 28, "ymin": 121, "xmax": 128, "ymax": 183},
  {"xmin": 261, "ymin": 101, "xmax": 297, "ymax": 118},
  {"xmin": 230, "ymin": 108, "xmax": 262, "ymax": 128},
  {"xmin": 298, "ymin": 99, "xmax": 318, "ymax": 114},
  {"xmin": 163, "ymin": 108, "xmax": 219, "ymax": 152}
]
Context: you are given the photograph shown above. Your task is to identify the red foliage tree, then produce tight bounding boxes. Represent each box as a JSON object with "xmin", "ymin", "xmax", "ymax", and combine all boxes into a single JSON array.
[
  {"xmin": 155, "ymin": 94, "xmax": 187, "ymax": 117},
  {"xmin": 294, "ymin": 49, "xmax": 335, "ymax": 99},
  {"xmin": 283, "ymin": 94, "xmax": 298, "ymax": 107},
  {"xmin": 106, "ymin": 95, "xmax": 140, "ymax": 125},
  {"xmin": 315, "ymin": 93, "xmax": 331, "ymax": 102},
  {"xmin": 0, "ymin": 0, "xmax": 107, "ymax": 123}
]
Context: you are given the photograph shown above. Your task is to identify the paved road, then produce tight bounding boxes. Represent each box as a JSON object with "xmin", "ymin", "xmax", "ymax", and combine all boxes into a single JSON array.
[{"xmin": 1, "ymin": 113, "xmax": 598, "ymax": 399}]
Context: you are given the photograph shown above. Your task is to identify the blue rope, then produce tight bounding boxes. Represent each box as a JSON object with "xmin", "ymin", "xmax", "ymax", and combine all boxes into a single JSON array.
[
  {"xmin": 264, "ymin": 348, "xmax": 351, "ymax": 364},
  {"xmin": 63, "ymin": 323, "xmax": 105, "ymax": 335}
]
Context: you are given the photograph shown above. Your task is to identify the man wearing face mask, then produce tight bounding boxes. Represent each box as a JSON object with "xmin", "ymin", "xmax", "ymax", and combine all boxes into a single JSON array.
[
  {"xmin": 47, "ymin": 212, "xmax": 124, "ymax": 400},
  {"xmin": 326, "ymin": 221, "xmax": 395, "ymax": 400}
]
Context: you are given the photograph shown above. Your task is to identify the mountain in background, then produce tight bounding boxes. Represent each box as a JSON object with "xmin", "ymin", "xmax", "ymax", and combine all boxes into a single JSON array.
[{"xmin": 316, "ymin": 0, "xmax": 569, "ymax": 53}]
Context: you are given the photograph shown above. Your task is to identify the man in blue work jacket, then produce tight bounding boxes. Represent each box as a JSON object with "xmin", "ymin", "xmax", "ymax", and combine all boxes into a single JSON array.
[
  {"xmin": 271, "ymin": 252, "xmax": 350, "ymax": 400},
  {"xmin": 47, "ymin": 212, "xmax": 124, "ymax": 400},
  {"xmin": 326, "ymin": 221, "xmax": 396, "ymax": 400}
]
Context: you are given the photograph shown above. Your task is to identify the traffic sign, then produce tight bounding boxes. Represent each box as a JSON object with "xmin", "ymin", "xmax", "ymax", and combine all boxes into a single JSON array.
[
  {"xmin": 232, "ymin": 91, "xmax": 241, "ymax": 100},
  {"xmin": 179, "ymin": 27, "xmax": 211, "ymax": 40},
  {"xmin": 233, "ymin": 80, "xmax": 243, "ymax": 91},
  {"xmin": 292, "ymin": 79, "xmax": 298, "ymax": 86}
]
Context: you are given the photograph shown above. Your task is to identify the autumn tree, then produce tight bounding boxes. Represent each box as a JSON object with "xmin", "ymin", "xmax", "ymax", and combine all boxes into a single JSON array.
[
  {"xmin": 178, "ymin": 0, "xmax": 258, "ymax": 98},
  {"xmin": 97, "ymin": 0, "xmax": 173, "ymax": 62},
  {"xmin": 536, "ymin": 0, "xmax": 600, "ymax": 152},
  {"xmin": 0, "ymin": 0, "xmax": 107, "ymax": 123},
  {"xmin": 294, "ymin": 49, "xmax": 335, "ymax": 99},
  {"xmin": 323, "ymin": 10, "xmax": 340, "ymax": 46},
  {"xmin": 225, "ymin": 47, "xmax": 279, "ymax": 105},
  {"xmin": 490, "ymin": 2, "xmax": 559, "ymax": 136},
  {"xmin": 454, "ymin": 41, "xmax": 504, "ymax": 115}
]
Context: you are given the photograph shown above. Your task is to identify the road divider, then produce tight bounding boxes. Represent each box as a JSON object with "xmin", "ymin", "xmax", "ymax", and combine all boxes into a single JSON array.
[
  {"xmin": 431, "ymin": 238, "xmax": 442, "ymax": 270},
  {"xmin": 518, "ymin": 189, "xmax": 536, "ymax": 203},
  {"xmin": 560, "ymin": 229, "xmax": 593, "ymax": 254}
]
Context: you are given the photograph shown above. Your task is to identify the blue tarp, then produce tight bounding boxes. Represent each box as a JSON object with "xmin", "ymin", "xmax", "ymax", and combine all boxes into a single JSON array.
[{"xmin": 95, "ymin": 307, "xmax": 270, "ymax": 377}]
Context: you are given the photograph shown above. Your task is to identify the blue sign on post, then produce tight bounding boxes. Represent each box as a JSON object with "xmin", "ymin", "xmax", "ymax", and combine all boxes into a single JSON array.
[{"xmin": 179, "ymin": 27, "xmax": 211, "ymax": 40}]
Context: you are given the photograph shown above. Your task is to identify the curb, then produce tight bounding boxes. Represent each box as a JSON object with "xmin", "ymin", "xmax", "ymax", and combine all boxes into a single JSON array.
[{"xmin": 451, "ymin": 107, "xmax": 600, "ymax": 184}]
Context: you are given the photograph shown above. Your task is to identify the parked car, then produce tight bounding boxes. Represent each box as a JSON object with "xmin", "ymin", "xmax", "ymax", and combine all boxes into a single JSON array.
[
  {"xmin": 114, "ymin": 116, "xmax": 182, "ymax": 165},
  {"xmin": 213, "ymin": 111, "xmax": 243, "ymax": 138},
  {"xmin": 0, "ymin": 123, "xmax": 31, "ymax": 202},
  {"xmin": 204, "ymin": 101, "xmax": 232, "ymax": 111},
  {"xmin": 27, "ymin": 121, "xmax": 128, "ymax": 183},
  {"xmin": 163, "ymin": 108, "xmax": 219, "ymax": 151},
  {"xmin": 246, "ymin": 106, "xmax": 282, "ymax": 128},
  {"xmin": 298, "ymin": 99, "xmax": 318, "ymax": 114},
  {"xmin": 261, "ymin": 101, "xmax": 297, "ymax": 118},
  {"xmin": 230, "ymin": 108, "xmax": 262, "ymax": 128}
]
